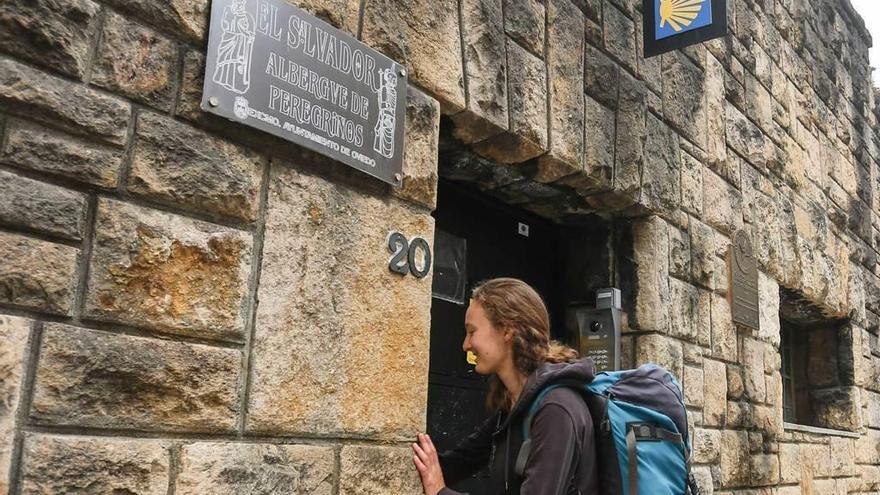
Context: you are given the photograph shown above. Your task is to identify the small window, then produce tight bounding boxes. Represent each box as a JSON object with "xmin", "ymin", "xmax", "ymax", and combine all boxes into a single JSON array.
[{"xmin": 779, "ymin": 288, "xmax": 857, "ymax": 431}]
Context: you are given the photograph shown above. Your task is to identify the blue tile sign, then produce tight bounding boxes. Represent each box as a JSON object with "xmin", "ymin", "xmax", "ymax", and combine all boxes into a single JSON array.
[
  {"xmin": 654, "ymin": 0, "xmax": 712, "ymax": 40},
  {"xmin": 643, "ymin": 0, "xmax": 727, "ymax": 57}
]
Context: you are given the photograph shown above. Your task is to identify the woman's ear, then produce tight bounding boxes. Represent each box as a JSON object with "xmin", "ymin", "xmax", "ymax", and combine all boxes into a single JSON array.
[{"xmin": 502, "ymin": 327, "xmax": 515, "ymax": 343}]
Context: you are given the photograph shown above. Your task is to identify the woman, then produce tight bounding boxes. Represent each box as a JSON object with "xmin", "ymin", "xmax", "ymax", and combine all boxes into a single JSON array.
[{"xmin": 412, "ymin": 278, "xmax": 599, "ymax": 495}]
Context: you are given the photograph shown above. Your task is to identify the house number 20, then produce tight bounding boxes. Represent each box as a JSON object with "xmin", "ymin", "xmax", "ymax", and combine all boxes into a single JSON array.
[{"xmin": 387, "ymin": 232, "xmax": 431, "ymax": 278}]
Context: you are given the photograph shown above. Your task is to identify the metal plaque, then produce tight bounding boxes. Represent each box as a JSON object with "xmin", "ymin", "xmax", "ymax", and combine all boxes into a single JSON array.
[
  {"xmin": 202, "ymin": 0, "xmax": 407, "ymax": 186},
  {"xmin": 642, "ymin": 0, "xmax": 727, "ymax": 58},
  {"xmin": 729, "ymin": 230, "xmax": 759, "ymax": 330}
]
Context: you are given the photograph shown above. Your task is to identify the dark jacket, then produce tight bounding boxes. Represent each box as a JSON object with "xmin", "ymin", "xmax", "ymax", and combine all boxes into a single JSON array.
[{"xmin": 438, "ymin": 358, "xmax": 599, "ymax": 495}]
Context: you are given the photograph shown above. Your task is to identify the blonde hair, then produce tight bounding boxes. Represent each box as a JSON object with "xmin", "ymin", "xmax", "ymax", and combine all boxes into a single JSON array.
[{"xmin": 470, "ymin": 278, "xmax": 578, "ymax": 412}]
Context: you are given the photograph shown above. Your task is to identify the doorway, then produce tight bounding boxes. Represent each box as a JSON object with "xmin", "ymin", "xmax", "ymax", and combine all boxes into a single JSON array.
[{"xmin": 427, "ymin": 176, "xmax": 614, "ymax": 492}]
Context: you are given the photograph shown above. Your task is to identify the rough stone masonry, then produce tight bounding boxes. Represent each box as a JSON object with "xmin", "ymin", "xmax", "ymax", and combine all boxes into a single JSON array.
[{"xmin": 0, "ymin": 0, "xmax": 879, "ymax": 493}]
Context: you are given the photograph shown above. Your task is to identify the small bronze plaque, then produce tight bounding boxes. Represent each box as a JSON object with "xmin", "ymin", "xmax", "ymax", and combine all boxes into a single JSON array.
[{"xmin": 729, "ymin": 230, "xmax": 759, "ymax": 329}]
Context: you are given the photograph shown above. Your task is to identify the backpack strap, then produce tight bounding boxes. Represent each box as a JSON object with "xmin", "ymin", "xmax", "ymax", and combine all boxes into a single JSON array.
[
  {"xmin": 625, "ymin": 422, "xmax": 685, "ymax": 495},
  {"xmin": 514, "ymin": 384, "xmax": 572, "ymax": 477}
]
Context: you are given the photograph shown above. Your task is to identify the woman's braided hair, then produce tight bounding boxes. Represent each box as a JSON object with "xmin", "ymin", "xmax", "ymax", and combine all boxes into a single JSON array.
[{"xmin": 471, "ymin": 278, "xmax": 578, "ymax": 412}]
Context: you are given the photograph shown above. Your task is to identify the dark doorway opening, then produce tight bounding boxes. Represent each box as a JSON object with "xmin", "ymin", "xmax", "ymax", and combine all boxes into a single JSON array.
[{"xmin": 427, "ymin": 177, "xmax": 613, "ymax": 492}]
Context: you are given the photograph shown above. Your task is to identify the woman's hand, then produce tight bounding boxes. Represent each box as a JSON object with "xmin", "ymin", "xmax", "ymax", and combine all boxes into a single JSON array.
[{"xmin": 412, "ymin": 433, "xmax": 446, "ymax": 495}]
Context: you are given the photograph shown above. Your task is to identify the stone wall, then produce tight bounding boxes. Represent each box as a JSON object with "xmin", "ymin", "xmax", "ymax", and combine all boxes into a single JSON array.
[{"xmin": 1, "ymin": 0, "xmax": 879, "ymax": 494}]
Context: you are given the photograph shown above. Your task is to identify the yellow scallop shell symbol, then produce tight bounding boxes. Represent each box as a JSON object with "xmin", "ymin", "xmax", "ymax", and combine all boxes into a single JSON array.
[{"xmin": 659, "ymin": 0, "xmax": 705, "ymax": 32}]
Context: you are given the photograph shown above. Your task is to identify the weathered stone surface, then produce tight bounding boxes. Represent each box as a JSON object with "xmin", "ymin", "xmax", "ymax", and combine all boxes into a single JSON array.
[
  {"xmin": 129, "ymin": 112, "xmax": 263, "ymax": 222},
  {"xmin": 454, "ymin": 0, "xmax": 507, "ymax": 141},
  {"xmin": 0, "ymin": 121, "xmax": 122, "ymax": 188},
  {"xmin": 750, "ymin": 453, "xmax": 779, "ymax": 486},
  {"xmin": 0, "ymin": 170, "xmax": 86, "ymax": 241},
  {"xmin": 603, "ymin": 1, "xmax": 636, "ymax": 73},
  {"xmin": 635, "ymin": 334, "xmax": 683, "ymax": 380},
  {"xmin": 176, "ymin": 50, "xmax": 206, "ymax": 123},
  {"xmin": 537, "ymin": 0, "xmax": 585, "ymax": 181},
  {"xmin": 84, "ymin": 199, "xmax": 252, "ymax": 341},
  {"xmin": 705, "ymin": 53, "xmax": 727, "ymax": 168},
  {"xmin": 0, "ymin": 0, "xmax": 99, "ymax": 79},
  {"xmin": 247, "ymin": 167, "xmax": 432, "ymax": 439},
  {"xmin": 703, "ymin": 169, "xmax": 743, "ymax": 236},
  {"xmin": 742, "ymin": 338, "xmax": 766, "ymax": 402},
  {"xmin": 99, "ymin": 0, "xmax": 209, "ymax": 43},
  {"xmin": 30, "ymin": 323, "xmax": 240, "ymax": 431},
  {"xmin": 614, "ymin": 72, "xmax": 646, "ymax": 198},
  {"xmin": 0, "ymin": 58, "xmax": 131, "ymax": 146},
  {"xmin": 662, "ymin": 52, "xmax": 707, "ymax": 149},
  {"xmin": 394, "ymin": 87, "xmax": 440, "ymax": 209},
  {"xmin": 19, "ymin": 434, "xmax": 169, "ymax": 494},
  {"xmin": 719, "ymin": 430, "xmax": 749, "ymax": 487},
  {"xmin": 91, "ymin": 13, "xmax": 178, "ymax": 111},
  {"xmin": 176, "ymin": 442, "xmax": 334, "ymax": 494},
  {"xmin": 683, "ymin": 365, "xmax": 704, "ymax": 408},
  {"xmin": 0, "ymin": 315, "xmax": 31, "ymax": 494},
  {"xmin": 339, "ymin": 446, "xmax": 422, "ymax": 494},
  {"xmin": 692, "ymin": 427, "xmax": 720, "ymax": 463},
  {"xmin": 779, "ymin": 443, "xmax": 800, "ymax": 483},
  {"xmin": 641, "ymin": 113, "xmax": 680, "ymax": 214},
  {"xmin": 294, "ymin": 0, "xmax": 361, "ymax": 34},
  {"xmin": 757, "ymin": 272, "xmax": 780, "ymax": 346},
  {"xmin": 711, "ymin": 294, "xmax": 737, "ymax": 362},
  {"xmin": 584, "ymin": 42, "xmax": 619, "ymax": 108},
  {"xmin": 681, "ymin": 152, "xmax": 704, "ymax": 216},
  {"xmin": 810, "ymin": 386, "xmax": 862, "ymax": 431},
  {"xmin": 726, "ymin": 364, "xmax": 744, "ymax": 400},
  {"xmin": 725, "ymin": 101, "xmax": 773, "ymax": 169},
  {"xmin": 0, "ymin": 232, "xmax": 78, "ymax": 314},
  {"xmin": 703, "ymin": 358, "xmax": 727, "ymax": 426},
  {"xmin": 473, "ymin": 41, "xmax": 547, "ymax": 163},
  {"xmin": 504, "ymin": 0, "xmax": 544, "ymax": 56},
  {"xmin": 631, "ymin": 217, "xmax": 669, "ymax": 333},
  {"xmin": 361, "ymin": 0, "xmax": 465, "ymax": 113},
  {"xmin": 582, "ymin": 94, "xmax": 614, "ymax": 190}
]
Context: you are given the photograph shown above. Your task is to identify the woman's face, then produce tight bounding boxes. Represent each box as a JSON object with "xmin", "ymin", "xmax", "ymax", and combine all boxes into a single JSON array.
[{"xmin": 463, "ymin": 299, "xmax": 512, "ymax": 375}]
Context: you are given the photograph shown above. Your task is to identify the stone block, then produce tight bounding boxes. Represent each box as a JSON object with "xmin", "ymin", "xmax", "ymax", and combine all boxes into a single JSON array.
[
  {"xmin": 641, "ymin": 113, "xmax": 681, "ymax": 215},
  {"xmin": 690, "ymin": 466, "xmax": 713, "ymax": 495},
  {"xmin": 602, "ymin": 1, "xmax": 635, "ymax": 73},
  {"xmin": 635, "ymin": 334, "xmax": 682, "ymax": 380},
  {"xmin": 0, "ymin": 315, "xmax": 31, "ymax": 494},
  {"xmin": 584, "ymin": 42, "xmax": 619, "ymax": 108},
  {"xmin": 84, "ymin": 199, "xmax": 252, "ymax": 341},
  {"xmin": 719, "ymin": 430, "xmax": 749, "ymax": 487},
  {"xmin": 662, "ymin": 51, "xmax": 707, "ymax": 149},
  {"xmin": 742, "ymin": 338, "xmax": 766, "ymax": 403},
  {"xmin": 0, "ymin": 232, "xmax": 78, "ymax": 315},
  {"xmin": 614, "ymin": 72, "xmax": 646, "ymax": 197},
  {"xmin": 129, "ymin": 112, "xmax": 263, "ymax": 222},
  {"xmin": 828, "ymin": 437, "xmax": 854, "ymax": 477},
  {"xmin": 725, "ymin": 101, "xmax": 772, "ymax": 170},
  {"xmin": 757, "ymin": 272, "xmax": 780, "ymax": 346},
  {"xmin": 855, "ymin": 430, "xmax": 880, "ymax": 464},
  {"xmin": 30, "ymin": 324, "xmax": 240, "ymax": 432},
  {"xmin": 704, "ymin": 54, "xmax": 727, "ymax": 168},
  {"xmin": 631, "ymin": 216, "xmax": 669, "ymax": 333},
  {"xmin": 684, "ymin": 365, "xmax": 704, "ymax": 408},
  {"xmin": 339, "ymin": 446, "xmax": 422, "ymax": 494},
  {"xmin": 19, "ymin": 434, "xmax": 168, "ymax": 494},
  {"xmin": 0, "ymin": 170, "xmax": 86, "ymax": 241},
  {"xmin": 691, "ymin": 427, "xmax": 720, "ymax": 464},
  {"xmin": 703, "ymin": 358, "xmax": 727, "ymax": 426},
  {"xmin": 778, "ymin": 443, "xmax": 800, "ymax": 483},
  {"xmin": 582, "ymin": 94, "xmax": 614, "ymax": 190},
  {"xmin": 702, "ymin": 169, "xmax": 743, "ymax": 237},
  {"xmin": 0, "ymin": 0, "xmax": 99, "ymax": 79},
  {"xmin": 669, "ymin": 227, "xmax": 690, "ymax": 281},
  {"xmin": 394, "ymin": 87, "xmax": 440, "ymax": 209},
  {"xmin": 99, "ymin": 0, "xmax": 209, "ymax": 43},
  {"xmin": 361, "ymin": 0, "xmax": 465, "ymax": 113},
  {"xmin": 453, "ymin": 0, "xmax": 507, "ymax": 141},
  {"xmin": 504, "ymin": 0, "xmax": 544, "ymax": 56},
  {"xmin": 537, "ymin": 0, "xmax": 585, "ymax": 181},
  {"xmin": 710, "ymin": 294, "xmax": 737, "ymax": 362},
  {"xmin": 175, "ymin": 442, "xmax": 334, "ymax": 494},
  {"xmin": 0, "ymin": 121, "xmax": 122, "ymax": 188},
  {"xmin": 749, "ymin": 453, "xmax": 779, "ymax": 486},
  {"xmin": 91, "ymin": 12, "xmax": 178, "ymax": 111},
  {"xmin": 176, "ymin": 50, "xmax": 206, "ymax": 123},
  {"xmin": 246, "ymin": 167, "xmax": 432, "ymax": 440},
  {"xmin": 473, "ymin": 40, "xmax": 547, "ymax": 163},
  {"xmin": 726, "ymin": 364, "xmax": 744, "ymax": 400},
  {"xmin": 681, "ymin": 152, "xmax": 704, "ymax": 216},
  {"xmin": 670, "ymin": 278, "xmax": 700, "ymax": 343},
  {"xmin": 0, "ymin": 58, "xmax": 131, "ymax": 146}
]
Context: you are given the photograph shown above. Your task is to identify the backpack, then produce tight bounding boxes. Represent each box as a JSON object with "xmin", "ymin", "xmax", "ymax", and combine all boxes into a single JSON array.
[{"xmin": 514, "ymin": 363, "xmax": 701, "ymax": 495}]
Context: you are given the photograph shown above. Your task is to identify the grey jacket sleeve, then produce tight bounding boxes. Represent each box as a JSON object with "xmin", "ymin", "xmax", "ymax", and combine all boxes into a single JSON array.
[{"xmin": 518, "ymin": 403, "xmax": 580, "ymax": 495}]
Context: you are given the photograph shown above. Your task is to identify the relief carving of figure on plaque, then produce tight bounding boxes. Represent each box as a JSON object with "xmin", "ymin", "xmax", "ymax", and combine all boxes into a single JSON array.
[
  {"xmin": 373, "ymin": 67, "xmax": 398, "ymax": 159},
  {"xmin": 212, "ymin": 0, "xmax": 256, "ymax": 94}
]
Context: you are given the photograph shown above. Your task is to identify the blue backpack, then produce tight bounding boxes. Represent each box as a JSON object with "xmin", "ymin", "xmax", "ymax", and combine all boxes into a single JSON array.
[{"xmin": 515, "ymin": 364, "xmax": 700, "ymax": 495}]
